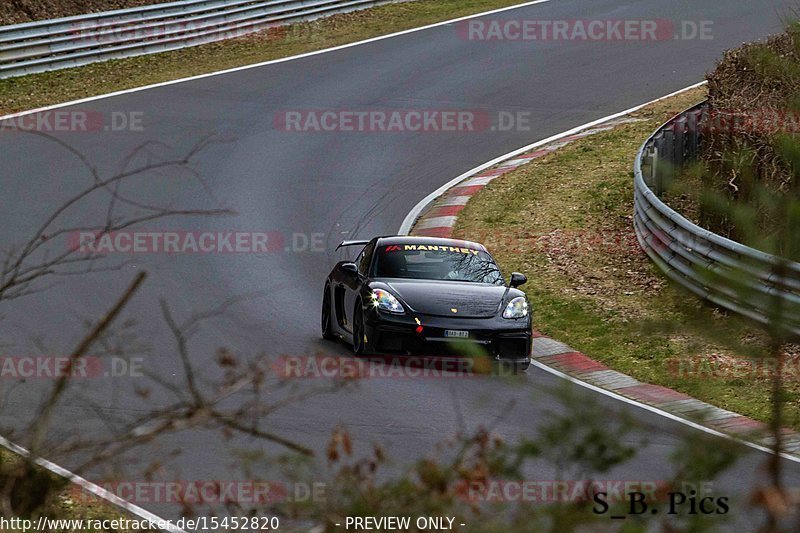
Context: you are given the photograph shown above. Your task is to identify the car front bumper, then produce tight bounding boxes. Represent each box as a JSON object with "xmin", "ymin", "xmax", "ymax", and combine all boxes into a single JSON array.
[{"xmin": 363, "ymin": 308, "xmax": 532, "ymax": 364}]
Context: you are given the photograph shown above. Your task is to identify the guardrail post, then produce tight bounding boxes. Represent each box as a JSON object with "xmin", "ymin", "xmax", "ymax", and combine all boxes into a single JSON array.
[
  {"xmin": 652, "ymin": 133, "xmax": 668, "ymax": 196},
  {"xmin": 686, "ymin": 110, "xmax": 699, "ymax": 160},
  {"xmin": 641, "ymin": 143, "xmax": 657, "ymax": 188},
  {"xmin": 674, "ymin": 116, "xmax": 686, "ymax": 169}
]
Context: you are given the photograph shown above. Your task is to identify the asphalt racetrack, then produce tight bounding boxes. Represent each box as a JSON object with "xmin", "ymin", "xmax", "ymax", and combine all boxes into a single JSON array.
[{"xmin": 0, "ymin": 0, "xmax": 796, "ymax": 526}]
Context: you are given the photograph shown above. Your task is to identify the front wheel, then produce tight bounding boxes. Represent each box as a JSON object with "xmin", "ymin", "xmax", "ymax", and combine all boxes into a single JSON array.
[
  {"xmin": 514, "ymin": 360, "xmax": 531, "ymax": 373},
  {"xmin": 352, "ymin": 302, "xmax": 369, "ymax": 355},
  {"xmin": 495, "ymin": 360, "xmax": 530, "ymax": 375},
  {"xmin": 321, "ymin": 284, "xmax": 336, "ymax": 340}
]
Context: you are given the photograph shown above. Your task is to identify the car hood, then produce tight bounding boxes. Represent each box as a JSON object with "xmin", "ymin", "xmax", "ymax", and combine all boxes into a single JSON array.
[{"xmin": 383, "ymin": 279, "xmax": 508, "ymax": 318}]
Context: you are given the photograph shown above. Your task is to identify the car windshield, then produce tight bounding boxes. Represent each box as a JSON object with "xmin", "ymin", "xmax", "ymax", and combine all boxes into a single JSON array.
[{"xmin": 374, "ymin": 243, "xmax": 504, "ymax": 284}]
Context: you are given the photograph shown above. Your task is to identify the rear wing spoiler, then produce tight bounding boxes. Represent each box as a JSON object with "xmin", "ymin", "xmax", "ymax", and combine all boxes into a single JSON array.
[{"xmin": 336, "ymin": 240, "xmax": 370, "ymax": 251}]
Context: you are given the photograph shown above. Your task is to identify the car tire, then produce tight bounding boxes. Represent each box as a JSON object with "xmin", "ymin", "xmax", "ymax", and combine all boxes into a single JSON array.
[
  {"xmin": 321, "ymin": 283, "xmax": 336, "ymax": 341},
  {"xmin": 496, "ymin": 360, "xmax": 530, "ymax": 375},
  {"xmin": 352, "ymin": 300, "xmax": 369, "ymax": 355},
  {"xmin": 515, "ymin": 360, "xmax": 531, "ymax": 373}
]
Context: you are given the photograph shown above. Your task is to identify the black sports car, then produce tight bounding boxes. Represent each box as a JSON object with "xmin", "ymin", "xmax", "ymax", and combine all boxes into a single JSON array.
[{"xmin": 321, "ymin": 236, "xmax": 532, "ymax": 369}]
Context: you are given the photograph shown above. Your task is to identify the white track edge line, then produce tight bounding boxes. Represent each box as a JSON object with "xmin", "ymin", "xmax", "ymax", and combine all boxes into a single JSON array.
[
  {"xmin": 0, "ymin": 0, "xmax": 554, "ymax": 121},
  {"xmin": 396, "ymin": 79, "xmax": 800, "ymax": 463},
  {"xmin": 530, "ymin": 360, "xmax": 800, "ymax": 463},
  {"xmin": 398, "ymin": 80, "xmax": 708, "ymax": 234},
  {"xmin": 0, "ymin": 435, "xmax": 187, "ymax": 532}
]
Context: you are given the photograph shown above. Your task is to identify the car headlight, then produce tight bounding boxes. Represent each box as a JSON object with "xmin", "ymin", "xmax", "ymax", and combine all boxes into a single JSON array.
[
  {"xmin": 371, "ymin": 289, "xmax": 405, "ymax": 314},
  {"xmin": 502, "ymin": 296, "xmax": 529, "ymax": 319}
]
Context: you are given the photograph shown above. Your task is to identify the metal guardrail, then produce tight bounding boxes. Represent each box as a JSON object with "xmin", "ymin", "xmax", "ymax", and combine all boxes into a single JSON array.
[
  {"xmin": 633, "ymin": 103, "xmax": 800, "ymax": 336},
  {"xmin": 0, "ymin": 0, "xmax": 400, "ymax": 78}
]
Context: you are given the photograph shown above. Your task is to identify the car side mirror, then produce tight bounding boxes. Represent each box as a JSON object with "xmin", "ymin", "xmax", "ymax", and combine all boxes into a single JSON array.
[
  {"xmin": 342, "ymin": 262, "xmax": 358, "ymax": 275},
  {"xmin": 509, "ymin": 272, "xmax": 527, "ymax": 288}
]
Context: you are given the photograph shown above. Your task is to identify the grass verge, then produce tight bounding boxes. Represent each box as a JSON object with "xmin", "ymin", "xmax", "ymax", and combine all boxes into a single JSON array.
[
  {"xmin": 454, "ymin": 86, "xmax": 800, "ymax": 428},
  {"xmin": 0, "ymin": 0, "xmax": 531, "ymax": 115}
]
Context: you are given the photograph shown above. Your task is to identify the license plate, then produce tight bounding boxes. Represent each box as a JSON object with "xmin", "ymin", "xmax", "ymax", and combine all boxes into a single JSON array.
[{"xmin": 444, "ymin": 330, "xmax": 469, "ymax": 338}]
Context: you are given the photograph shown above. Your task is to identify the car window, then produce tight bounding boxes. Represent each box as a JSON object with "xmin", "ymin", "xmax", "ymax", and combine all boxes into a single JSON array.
[{"xmin": 374, "ymin": 243, "xmax": 503, "ymax": 284}]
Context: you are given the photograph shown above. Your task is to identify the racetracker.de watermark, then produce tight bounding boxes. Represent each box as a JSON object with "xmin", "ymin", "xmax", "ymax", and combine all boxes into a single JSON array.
[
  {"xmin": 0, "ymin": 356, "xmax": 144, "ymax": 379},
  {"xmin": 274, "ymin": 109, "xmax": 493, "ymax": 133},
  {"xmin": 73, "ymin": 480, "xmax": 326, "ymax": 504},
  {"xmin": 456, "ymin": 480, "xmax": 715, "ymax": 503},
  {"xmin": 694, "ymin": 109, "xmax": 800, "ymax": 135},
  {"xmin": 0, "ymin": 111, "xmax": 144, "ymax": 133},
  {"xmin": 451, "ymin": 228, "xmax": 642, "ymax": 255},
  {"xmin": 271, "ymin": 355, "xmax": 511, "ymax": 379},
  {"xmin": 68, "ymin": 231, "xmax": 325, "ymax": 254},
  {"xmin": 667, "ymin": 357, "xmax": 800, "ymax": 380},
  {"xmin": 457, "ymin": 19, "xmax": 713, "ymax": 41},
  {"xmin": 274, "ymin": 108, "xmax": 603, "ymax": 133},
  {"xmin": 68, "ymin": 20, "xmax": 257, "ymax": 44}
]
